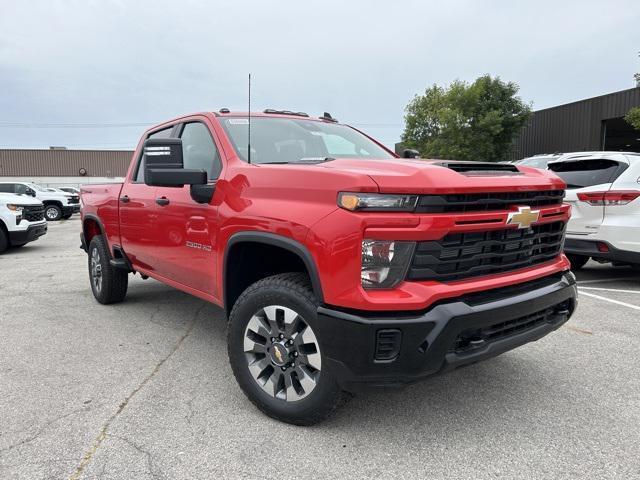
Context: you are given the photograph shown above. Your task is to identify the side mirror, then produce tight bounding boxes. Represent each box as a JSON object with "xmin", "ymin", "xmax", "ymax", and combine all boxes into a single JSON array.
[
  {"xmin": 143, "ymin": 138, "xmax": 207, "ymax": 187},
  {"xmin": 402, "ymin": 149, "xmax": 420, "ymax": 159},
  {"xmin": 26, "ymin": 188, "xmax": 36, "ymax": 197}
]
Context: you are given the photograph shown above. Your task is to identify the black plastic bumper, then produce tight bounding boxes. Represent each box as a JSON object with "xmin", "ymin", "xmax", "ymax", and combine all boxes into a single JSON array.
[
  {"xmin": 565, "ymin": 238, "xmax": 640, "ymax": 265},
  {"xmin": 8, "ymin": 223, "xmax": 48, "ymax": 245},
  {"xmin": 63, "ymin": 205, "xmax": 80, "ymax": 215},
  {"xmin": 316, "ymin": 272, "xmax": 577, "ymax": 392}
]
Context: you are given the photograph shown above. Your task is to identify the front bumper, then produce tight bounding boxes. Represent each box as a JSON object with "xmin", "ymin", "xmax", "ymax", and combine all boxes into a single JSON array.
[
  {"xmin": 8, "ymin": 222, "xmax": 48, "ymax": 245},
  {"xmin": 316, "ymin": 271, "xmax": 577, "ymax": 392},
  {"xmin": 63, "ymin": 204, "xmax": 81, "ymax": 215},
  {"xmin": 565, "ymin": 238, "xmax": 640, "ymax": 265}
]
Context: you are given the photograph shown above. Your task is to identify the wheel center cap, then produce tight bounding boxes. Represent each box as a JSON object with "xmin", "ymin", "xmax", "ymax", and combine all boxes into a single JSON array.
[{"xmin": 269, "ymin": 342, "xmax": 288, "ymax": 366}]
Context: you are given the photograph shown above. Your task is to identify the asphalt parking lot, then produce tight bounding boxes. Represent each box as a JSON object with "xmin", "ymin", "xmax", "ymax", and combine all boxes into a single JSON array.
[{"xmin": 1, "ymin": 218, "xmax": 639, "ymax": 480}]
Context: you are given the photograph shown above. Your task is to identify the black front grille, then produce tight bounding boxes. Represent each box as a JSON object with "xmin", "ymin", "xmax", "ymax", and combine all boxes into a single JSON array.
[
  {"xmin": 415, "ymin": 190, "xmax": 564, "ymax": 213},
  {"xmin": 22, "ymin": 205, "xmax": 45, "ymax": 222},
  {"xmin": 67, "ymin": 196, "xmax": 79, "ymax": 204},
  {"xmin": 408, "ymin": 221, "xmax": 565, "ymax": 282},
  {"xmin": 451, "ymin": 300, "xmax": 571, "ymax": 353}
]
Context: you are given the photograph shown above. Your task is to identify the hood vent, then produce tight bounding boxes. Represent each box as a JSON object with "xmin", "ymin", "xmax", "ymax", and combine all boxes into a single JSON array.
[{"xmin": 433, "ymin": 161, "xmax": 520, "ymax": 175}]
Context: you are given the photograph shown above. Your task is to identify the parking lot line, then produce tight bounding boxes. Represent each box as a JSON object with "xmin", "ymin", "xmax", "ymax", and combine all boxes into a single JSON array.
[
  {"xmin": 578, "ymin": 290, "xmax": 640, "ymax": 311},
  {"xmin": 579, "ymin": 286, "xmax": 640, "ymax": 294}
]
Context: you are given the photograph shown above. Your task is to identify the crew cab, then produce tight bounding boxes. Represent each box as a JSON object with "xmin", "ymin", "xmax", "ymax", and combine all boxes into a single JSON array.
[
  {"xmin": 548, "ymin": 151, "xmax": 640, "ymax": 269},
  {"xmin": 0, "ymin": 192, "xmax": 47, "ymax": 253},
  {"xmin": 80, "ymin": 110, "xmax": 577, "ymax": 425},
  {"xmin": 0, "ymin": 181, "xmax": 80, "ymax": 221}
]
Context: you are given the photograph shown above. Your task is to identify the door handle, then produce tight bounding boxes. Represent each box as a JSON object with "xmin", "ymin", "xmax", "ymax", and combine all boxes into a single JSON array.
[
  {"xmin": 120, "ymin": 195, "xmax": 130, "ymax": 203},
  {"xmin": 156, "ymin": 197, "xmax": 170, "ymax": 206}
]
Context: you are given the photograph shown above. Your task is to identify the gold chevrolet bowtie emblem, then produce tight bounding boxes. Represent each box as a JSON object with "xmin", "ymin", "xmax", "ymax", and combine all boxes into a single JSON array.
[
  {"xmin": 507, "ymin": 206, "xmax": 540, "ymax": 229},
  {"xmin": 274, "ymin": 347, "xmax": 283, "ymax": 363}
]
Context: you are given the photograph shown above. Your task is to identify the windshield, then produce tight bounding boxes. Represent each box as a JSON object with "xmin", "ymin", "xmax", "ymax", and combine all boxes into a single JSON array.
[
  {"xmin": 220, "ymin": 117, "xmax": 394, "ymax": 164},
  {"xmin": 27, "ymin": 183, "xmax": 45, "ymax": 192}
]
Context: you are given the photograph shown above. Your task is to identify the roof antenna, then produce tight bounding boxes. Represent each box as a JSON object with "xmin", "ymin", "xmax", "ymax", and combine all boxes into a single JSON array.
[{"xmin": 247, "ymin": 73, "xmax": 252, "ymax": 164}]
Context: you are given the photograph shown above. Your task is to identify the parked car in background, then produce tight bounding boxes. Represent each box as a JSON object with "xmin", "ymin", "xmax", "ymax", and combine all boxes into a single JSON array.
[
  {"xmin": 0, "ymin": 192, "xmax": 47, "ymax": 253},
  {"xmin": 548, "ymin": 152, "xmax": 640, "ymax": 269},
  {"xmin": 0, "ymin": 182, "xmax": 80, "ymax": 221},
  {"xmin": 59, "ymin": 187, "xmax": 80, "ymax": 195}
]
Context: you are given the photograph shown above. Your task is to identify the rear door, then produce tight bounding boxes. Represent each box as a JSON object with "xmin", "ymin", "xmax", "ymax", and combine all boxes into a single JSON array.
[
  {"xmin": 119, "ymin": 126, "xmax": 175, "ymax": 270},
  {"xmin": 549, "ymin": 157, "xmax": 629, "ymax": 235}
]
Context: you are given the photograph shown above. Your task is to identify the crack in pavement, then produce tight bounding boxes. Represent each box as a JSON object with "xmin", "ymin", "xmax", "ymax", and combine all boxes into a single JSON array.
[
  {"xmin": 110, "ymin": 434, "xmax": 162, "ymax": 480},
  {"xmin": 0, "ymin": 405, "xmax": 91, "ymax": 456},
  {"xmin": 67, "ymin": 303, "xmax": 205, "ymax": 480}
]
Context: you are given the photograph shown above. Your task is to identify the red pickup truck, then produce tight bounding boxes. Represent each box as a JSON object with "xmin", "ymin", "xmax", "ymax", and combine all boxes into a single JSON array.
[{"xmin": 81, "ymin": 109, "xmax": 577, "ymax": 425}]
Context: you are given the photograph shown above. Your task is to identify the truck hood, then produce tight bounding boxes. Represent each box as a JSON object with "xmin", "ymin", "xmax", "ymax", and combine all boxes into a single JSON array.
[
  {"xmin": 0, "ymin": 192, "xmax": 43, "ymax": 206},
  {"xmin": 317, "ymin": 158, "xmax": 566, "ymax": 193}
]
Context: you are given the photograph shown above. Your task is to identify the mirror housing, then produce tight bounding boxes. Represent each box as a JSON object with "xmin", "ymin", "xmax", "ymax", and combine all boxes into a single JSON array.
[
  {"xmin": 143, "ymin": 138, "xmax": 207, "ymax": 187},
  {"xmin": 25, "ymin": 187, "xmax": 36, "ymax": 197},
  {"xmin": 402, "ymin": 149, "xmax": 420, "ymax": 159}
]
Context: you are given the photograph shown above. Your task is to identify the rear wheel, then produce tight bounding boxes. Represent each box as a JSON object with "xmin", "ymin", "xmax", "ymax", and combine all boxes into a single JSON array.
[
  {"xmin": 228, "ymin": 273, "xmax": 341, "ymax": 425},
  {"xmin": 567, "ymin": 253, "xmax": 589, "ymax": 270},
  {"xmin": 45, "ymin": 204, "xmax": 62, "ymax": 221},
  {"xmin": 88, "ymin": 235, "xmax": 128, "ymax": 304}
]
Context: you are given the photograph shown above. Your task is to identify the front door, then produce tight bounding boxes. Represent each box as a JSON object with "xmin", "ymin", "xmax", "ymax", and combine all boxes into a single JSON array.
[{"xmin": 152, "ymin": 119, "xmax": 223, "ymax": 298}]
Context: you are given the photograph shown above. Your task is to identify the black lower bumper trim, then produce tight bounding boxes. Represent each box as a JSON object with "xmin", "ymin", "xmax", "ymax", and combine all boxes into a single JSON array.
[
  {"xmin": 565, "ymin": 238, "xmax": 640, "ymax": 265},
  {"xmin": 8, "ymin": 223, "xmax": 48, "ymax": 245},
  {"xmin": 316, "ymin": 271, "xmax": 577, "ymax": 392},
  {"xmin": 63, "ymin": 205, "xmax": 80, "ymax": 215}
]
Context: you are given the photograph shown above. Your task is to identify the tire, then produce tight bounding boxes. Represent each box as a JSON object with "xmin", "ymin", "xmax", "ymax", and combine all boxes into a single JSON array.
[
  {"xmin": 62, "ymin": 214, "xmax": 73, "ymax": 220},
  {"xmin": 88, "ymin": 235, "xmax": 128, "ymax": 304},
  {"xmin": 0, "ymin": 228, "xmax": 8, "ymax": 254},
  {"xmin": 44, "ymin": 204, "xmax": 62, "ymax": 221},
  {"xmin": 567, "ymin": 253, "xmax": 589, "ymax": 270},
  {"xmin": 227, "ymin": 272, "xmax": 341, "ymax": 425},
  {"xmin": 11, "ymin": 243, "xmax": 26, "ymax": 248}
]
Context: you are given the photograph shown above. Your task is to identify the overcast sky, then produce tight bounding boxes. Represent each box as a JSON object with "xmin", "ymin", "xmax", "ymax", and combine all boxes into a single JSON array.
[{"xmin": 1, "ymin": 0, "xmax": 638, "ymax": 150}]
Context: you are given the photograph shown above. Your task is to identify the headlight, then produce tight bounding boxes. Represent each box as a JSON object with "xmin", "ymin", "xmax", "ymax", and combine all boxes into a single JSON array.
[
  {"xmin": 338, "ymin": 192, "xmax": 418, "ymax": 212},
  {"xmin": 361, "ymin": 240, "xmax": 415, "ymax": 289},
  {"xmin": 7, "ymin": 204, "xmax": 24, "ymax": 213}
]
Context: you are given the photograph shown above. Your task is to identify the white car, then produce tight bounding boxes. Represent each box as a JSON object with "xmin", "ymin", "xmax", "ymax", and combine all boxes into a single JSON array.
[
  {"xmin": 547, "ymin": 152, "xmax": 640, "ymax": 269},
  {"xmin": 0, "ymin": 192, "xmax": 48, "ymax": 253},
  {"xmin": 0, "ymin": 182, "xmax": 80, "ymax": 221}
]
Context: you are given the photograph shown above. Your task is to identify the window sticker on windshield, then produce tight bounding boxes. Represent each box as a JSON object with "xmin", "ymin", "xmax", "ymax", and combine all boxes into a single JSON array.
[{"xmin": 228, "ymin": 119, "xmax": 249, "ymax": 124}]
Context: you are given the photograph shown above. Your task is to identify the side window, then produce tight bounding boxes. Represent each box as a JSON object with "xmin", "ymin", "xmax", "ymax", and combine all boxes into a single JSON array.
[
  {"xmin": 180, "ymin": 122, "xmax": 222, "ymax": 180},
  {"xmin": 0, "ymin": 184, "xmax": 14, "ymax": 193},
  {"xmin": 134, "ymin": 127, "xmax": 174, "ymax": 183},
  {"xmin": 14, "ymin": 184, "xmax": 27, "ymax": 194}
]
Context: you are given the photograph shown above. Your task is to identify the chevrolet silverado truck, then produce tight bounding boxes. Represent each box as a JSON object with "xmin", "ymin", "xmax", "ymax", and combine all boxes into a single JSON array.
[
  {"xmin": 80, "ymin": 110, "xmax": 577, "ymax": 425},
  {"xmin": 0, "ymin": 192, "xmax": 47, "ymax": 253}
]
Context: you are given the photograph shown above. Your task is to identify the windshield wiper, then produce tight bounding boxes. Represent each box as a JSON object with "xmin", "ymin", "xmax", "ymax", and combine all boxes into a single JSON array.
[{"xmin": 258, "ymin": 157, "xmax": 335, "ymax": 165}]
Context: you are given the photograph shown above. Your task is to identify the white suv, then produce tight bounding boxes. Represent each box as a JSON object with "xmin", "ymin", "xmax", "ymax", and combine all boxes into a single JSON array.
[
  {"xmin": 548, "ymin": 152, "xmax": 640, "ymax": 269},
  {"xmin": 0, "ymin": 192, "xmax": 48, "ymax": 253},
  {"xmin": 0, "ymin": 182, "xmax": 80, "ymax": 221}
]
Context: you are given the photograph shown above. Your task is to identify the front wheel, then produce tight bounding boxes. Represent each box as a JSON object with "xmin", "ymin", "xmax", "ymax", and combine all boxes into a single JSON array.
[
  {"xmin": 88, "ymin": 235, "xmax": 128, "ymax": 304},
  {"xmin": 45, "ymin": 204, "xmax": 62, "ymax": 221},
  {"xmin": 227, "ymin": 273, "xmax": 341, "ymax": 425}
]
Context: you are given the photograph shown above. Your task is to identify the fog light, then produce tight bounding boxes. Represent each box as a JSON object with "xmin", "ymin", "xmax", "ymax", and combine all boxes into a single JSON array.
[
  {"xmin": 361, "ymin": 240, "xmax": 415, "ymax": 289},
  {"xmin": 596, "ymin": 242, "xmax": 609, "ymax": 253}
]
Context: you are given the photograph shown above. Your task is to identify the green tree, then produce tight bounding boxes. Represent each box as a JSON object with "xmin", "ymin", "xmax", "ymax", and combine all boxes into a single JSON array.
[
  {"xmin": 625, "ymin": 106, "xmax": 640, "ymax": 130},
  {"xmin": 402, "ymin": 75, "xmax": 532, "ymax": 161}
]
